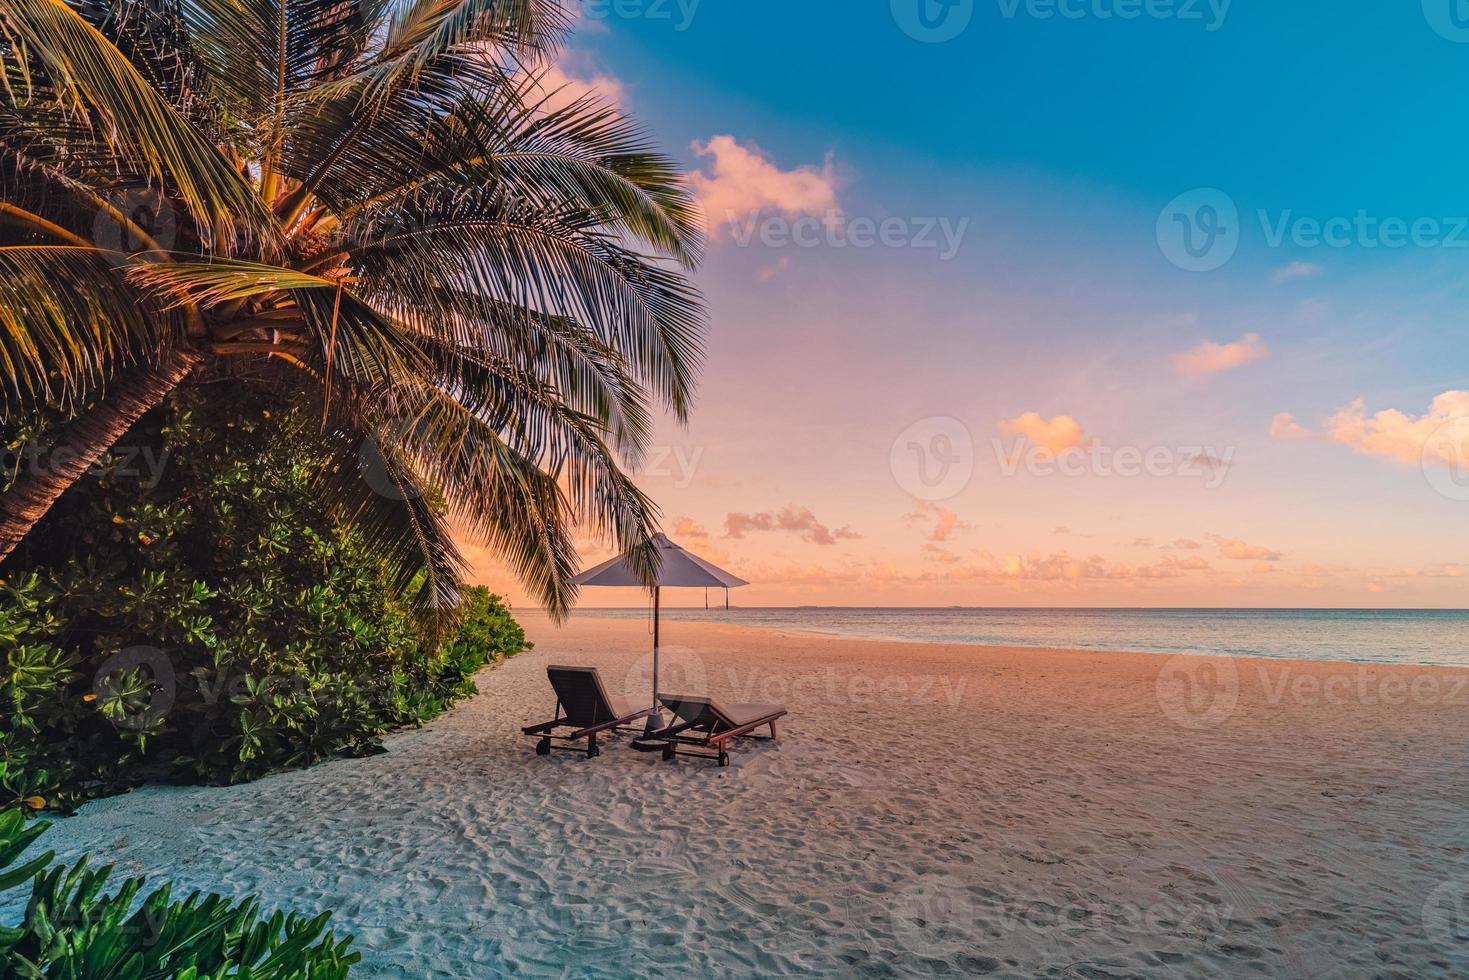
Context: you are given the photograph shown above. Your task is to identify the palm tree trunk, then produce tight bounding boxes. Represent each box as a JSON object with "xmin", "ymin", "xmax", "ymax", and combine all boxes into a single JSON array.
[{"xmin": 0, "ymin": 349, "xmax": 201, "ymax": 563}]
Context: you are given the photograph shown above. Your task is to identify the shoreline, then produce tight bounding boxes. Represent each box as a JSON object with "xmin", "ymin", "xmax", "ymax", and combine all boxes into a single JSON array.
[
  {"xmin": 561, "ymin": 607, "xmax": 1469, "ymax": 671},
  {"xmin": 12, "ymin": 612, "xmax": 1469, "ymax": 976}
]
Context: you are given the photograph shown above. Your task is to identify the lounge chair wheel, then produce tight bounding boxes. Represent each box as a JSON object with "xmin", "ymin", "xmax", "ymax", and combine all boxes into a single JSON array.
[
  {"xmin": 587, "ymin": 744, "xmax": 601, "ymax": 759},
  {"xmin": 535, "ymin": 738, "xmax": 551, "ymax": 756},
  {"xmin": 717, "ymin": 751, "xmax": 730, "ymax": 768}
]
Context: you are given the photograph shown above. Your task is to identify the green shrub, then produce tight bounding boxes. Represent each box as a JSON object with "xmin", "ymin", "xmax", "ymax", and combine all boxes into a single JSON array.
[
  {"xmin": 0, "ymin": 807, "xmax": 358, "ymax": 977},
  {"xmin": 0, "ymin": 388, "xmax": 529, "ymax": 811}
]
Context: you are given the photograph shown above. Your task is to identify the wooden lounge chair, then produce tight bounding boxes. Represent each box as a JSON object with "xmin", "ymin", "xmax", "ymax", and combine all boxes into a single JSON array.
[
  {"xmin": 648, "ymin": 694, "xmax": 787, "ymax": 767},
  {"xmin": 522, "ymin": 666, "xmax": 654, "ymax": 759}
]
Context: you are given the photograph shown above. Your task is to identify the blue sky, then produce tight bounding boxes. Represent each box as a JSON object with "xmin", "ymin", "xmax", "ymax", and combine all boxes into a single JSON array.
[{"xmin": 474, "ymin": 2, "xmax": 1469, "ymax": 607}]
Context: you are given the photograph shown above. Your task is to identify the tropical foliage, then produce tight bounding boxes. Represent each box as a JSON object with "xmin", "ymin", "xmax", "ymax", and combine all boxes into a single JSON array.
[
  {"xmin": 0, "ymin": 0, "xmax": 705, "ymax": 614},
  {"xmin": 1, "ymin": 386, "xmax": 528, "ymax": 812},
  {"xmin": 0, "ymin": 806, "xmax": 360, "ymax": 976}
]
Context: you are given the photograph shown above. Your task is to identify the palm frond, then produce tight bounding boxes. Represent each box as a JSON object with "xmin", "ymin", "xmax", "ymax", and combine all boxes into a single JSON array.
[
  {"xmin": 349, "ymin": 200, "xmax": 706, "ymax": 419},
  {"xmin": 125, "ymin": 257, "xmax": 336, "ymax": 307},
  {"xmin": 316, "ymin": 416, "xmax": 467, "ymax": 622},
  {"xmin": 176, "ymin": 0, "xmax": 390, "ymax": 120},
  {"xmin": 0, "ymin": 0, "xmax": 271, "ymax": 248},
  {"xmin": 0, "ymin": 245, "xmax": 184, "ymax": 414}
]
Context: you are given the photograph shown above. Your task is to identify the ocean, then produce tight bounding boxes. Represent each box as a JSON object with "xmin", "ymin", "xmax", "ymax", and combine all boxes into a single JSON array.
[{"xmin": 574, "ymin": 607, "xmax": 1469, "ymax": 666}]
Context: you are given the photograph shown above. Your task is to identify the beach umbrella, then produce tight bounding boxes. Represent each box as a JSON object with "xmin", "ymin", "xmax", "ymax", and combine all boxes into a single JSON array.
[{"xmin": 571, "ymin": 533, "xmax": 748, "ymax": 725}]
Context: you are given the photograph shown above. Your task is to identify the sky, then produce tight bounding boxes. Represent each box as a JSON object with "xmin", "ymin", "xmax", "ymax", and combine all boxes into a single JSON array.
[{"xmin": 468, "ymin": 0, "xmax": 1469, "ymax": 609}]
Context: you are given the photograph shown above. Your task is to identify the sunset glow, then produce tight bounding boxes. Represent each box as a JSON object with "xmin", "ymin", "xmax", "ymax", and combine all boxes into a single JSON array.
[{"xmin": 470, "ymin": 3, "xmax": 1469, "ymax": 610}]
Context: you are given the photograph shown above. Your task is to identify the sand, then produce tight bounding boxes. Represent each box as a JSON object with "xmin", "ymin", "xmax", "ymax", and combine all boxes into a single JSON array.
[{"xmin": 7, "ymin": 613, "xmax": 1469, "ymax": 977}]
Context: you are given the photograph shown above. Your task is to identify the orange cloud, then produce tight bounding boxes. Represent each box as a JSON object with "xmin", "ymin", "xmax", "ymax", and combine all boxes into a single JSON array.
[
  {"xmin": 1269, "ymin": 412, "xmax": 1314, "ymax": 439},
  {"xmin": 687, "ymin": 135, "xmax": 840, "ymax": 237},
  {"xmin": 1208, "ymin": 534, "xmax": 1282, "ymax": 562},
  {"xmin": 1173, "ymin": 333, "xmax": 1269, "ymax": 375},
  {"xmin": 996, "ymin": 412, "xmax": 1087, "ymax": 453},
  {"xmin": 1324, "ymin": 391, "xmax": 1469, "ymax": 466},
  {"xmin": 724, "ymin": 506, "xmax": 860, "ymax": 546},
  {"xmin": 672, "ymin": 517, "xmax": 708, "ymax": 540},
  {"xmin": 905, "ymin": 500, "xmax": 972, "ymax": 542},
  {"xmin": 921, "ymin": 543, "xmax": 962, "ymax": 564},
  {"xmin": 965, "ymin": 550, "xmax": 1213, "ymax": 582}
]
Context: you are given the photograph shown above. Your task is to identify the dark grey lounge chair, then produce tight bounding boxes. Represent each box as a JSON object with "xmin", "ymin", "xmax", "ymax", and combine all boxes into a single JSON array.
[
  {"xmin": 522, "ymin": 666, "xmax": 654, "ymax": 759},
  {"xmin": 648, "ymin": 694, "xmax": 787, "ymax": 767}
]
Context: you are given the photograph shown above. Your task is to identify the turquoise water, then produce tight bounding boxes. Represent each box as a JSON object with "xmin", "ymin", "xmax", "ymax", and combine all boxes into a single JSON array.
[{"xmin": 576, "ymin": 607, "xmax": 1469, "ymax": 666}]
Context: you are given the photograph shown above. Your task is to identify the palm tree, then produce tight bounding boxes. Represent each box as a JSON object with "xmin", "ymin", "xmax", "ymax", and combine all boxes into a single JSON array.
[{"xmin": 0, "ymin": 0, "xmax": 705, "ymax": 618}]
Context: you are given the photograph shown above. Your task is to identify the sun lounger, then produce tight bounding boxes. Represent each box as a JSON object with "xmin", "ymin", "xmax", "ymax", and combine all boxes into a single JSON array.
[
  {"xmin": 522, "ymin": 666, "xmax": 654, "ymax": 759},
  {"xmin": 647, "ymin": 694, "xmax": 787, "ymax": 766}
]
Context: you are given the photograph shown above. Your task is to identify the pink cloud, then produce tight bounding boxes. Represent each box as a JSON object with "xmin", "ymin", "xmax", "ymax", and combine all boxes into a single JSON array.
[
  {"xmin": 996, "ymin": 412, "xmax": 1087, "ymax": 453},
  {"xmin": 756, "ymin": 256, "xmax": 791, "ymax": 282},
  {"xmin": 1324, "ymin": 391, "xmax": 1469, "ymax": 466},
  {"xmin": 724, "ymin": 506, "xmax": 860, "ymax": 546},
  {"xmin": 524, "ymin": 61, "xmax": 625, "ymax": 114},
  {"xmin": 1171, "ymin": 538, "xmax": 1203, "ymax": 550},
  {"xmin": 687, "ymin": 135, "xmax": 841, "ymax": 238},
  {"xmin": 1208, "ymin": 534, "xmax": 1282, "ymax": 562},
  {"xmin": 1269, "ymin": 412, "xmax": 1314, "ymax": 440},
  {"xmin": 1173, "ymin": 333, "xmax": 1269, "ymax": 375}
]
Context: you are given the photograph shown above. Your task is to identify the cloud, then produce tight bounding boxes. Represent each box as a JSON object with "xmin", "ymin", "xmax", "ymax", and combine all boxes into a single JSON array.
[
  {"xmin": 996, "ymin": 412, "xmax": 1088, "ymax": 453},
  {"xmin": 1171, "ymin": 538, "xmax": 1203, "ymax": 550},
  {"xmin": 1173, "ymin": 333, "xmax": 1269, "ymax": 375},
  {"xmin": 905, "ymin": 501, "xmax": 972, "ymax": 542},
  {"xmin": 1323, "ymin": 391, "xmax": 1469, "ymax": 466},
  {"xmin": 921, "ymin": 543, "xmax": 962, "ymax": 564},
  {"xmin": 964, "ymin": 550, "xmax": 1212, "ymax": 582},
  {"xmin": 724, "ymin": 506, "xmax": 860, "ymax": 546},
  {"xmin": 1296, "ymin": 298, "xmax": 1329, "ymax": 321},
  {"xmin": 1208, "ymin": 534, "xmax": 1282, "ymax": 562},
  {"xmin": 1269, "ymin": 412, "xmax": 1314, "ymax": 440},
  {"xmin": 756, "ymin": 256, "xmax": 791, "ymax": 282},
  {"xmin": 524, "ymin": 61, "xmax": 625, "ymax": 114},
  {"xmin": 1140, "ymin": 556, "xmax": 1212, "ymax": 578},
  {"xmin": 672, "ymin": 517, "xmax": 708, "ymax": 540},
  {"xmin": 1272, "ymin": 261, "xmax": 1323, "ymax": 283},
  {"xmin": 687, "ymin": 136, "xmax": 841, "ymax": 238}
]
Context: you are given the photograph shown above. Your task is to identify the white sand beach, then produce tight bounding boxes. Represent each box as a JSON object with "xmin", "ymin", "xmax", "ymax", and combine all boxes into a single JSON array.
[{"xmin": 10, "ymin": 614, "xmax": 1469, "ymax": 977}]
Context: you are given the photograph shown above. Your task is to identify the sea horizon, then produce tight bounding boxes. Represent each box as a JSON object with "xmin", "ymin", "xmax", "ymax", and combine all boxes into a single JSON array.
[{"xmin": 561, "ymin": 606, "xmax": 1469, "ymax": 667}]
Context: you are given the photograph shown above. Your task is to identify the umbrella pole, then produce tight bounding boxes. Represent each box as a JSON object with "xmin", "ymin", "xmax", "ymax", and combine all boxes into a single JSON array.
[{"xmin": 644, "ymin": 585, "xmax": 664, "ymax": 734}]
